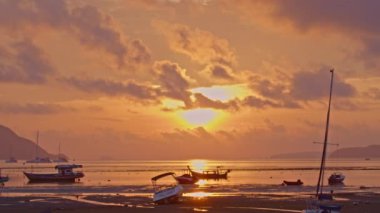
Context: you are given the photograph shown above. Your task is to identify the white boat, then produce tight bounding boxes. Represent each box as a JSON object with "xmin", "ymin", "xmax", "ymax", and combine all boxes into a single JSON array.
[
  {"xmin": 302, "ymin": 70, "xmax": 342, "ymax": 213},
  {"xmin": 151, "ymin": 172, "xmax": 184, "ymax": 204}
]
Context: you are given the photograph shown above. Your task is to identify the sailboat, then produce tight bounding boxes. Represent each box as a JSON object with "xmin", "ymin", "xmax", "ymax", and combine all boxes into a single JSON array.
[
  {"xmin": 53, "ymin": 142, "xmax": 68, "ymax": 163},
  {"xmin": 302, "ymin": 69, "xmax": 343, "ymax": 213},
  {"xmin": 5, "ymin": 141, "xmax": 18, "ymax": 163},
  {"xmin": 26, "ymin": 131, "xmax": 52, "ymax": 163}
]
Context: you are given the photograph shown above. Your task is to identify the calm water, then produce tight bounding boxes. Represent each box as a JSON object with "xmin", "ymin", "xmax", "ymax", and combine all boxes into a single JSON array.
[{"xmin": 1, "ymin": 159, "xmax": 380, "ymax": 196}]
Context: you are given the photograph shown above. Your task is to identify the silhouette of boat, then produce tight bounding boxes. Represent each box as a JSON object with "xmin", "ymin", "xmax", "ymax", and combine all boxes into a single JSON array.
[
  {"xmin": 53, "ymin": 142, "xmax": 68, "ymax": 163},
  {"xmin": 328, "ymin": 172, "xmax": 345, "ymax": 185},
  {"xmin": 151, "ymin": 172, "xmax": 183, "ymax": 204},
  {"xmin": 23, "ymin": 164, "xmax": 84, "ymax": 182},
  {"xmin": 5, "ymin": 157, "xmax": 18, "ymax": 163},
  {"xmin": 302, "ymin": 69, "xmax": 342, "ymax": 213},
  {"xmin": 26, "ymin": 131, "xmax": 52, "ymax": 163},
  {"xmin": 174, "ymin": 173, "xmax": 198, "ymax": 184},
  {"xmin": 0, "ymin": 169, "xmax": 9, "ymax": 184},
  {"xmin": 187, "ymin": 165, "xmax": 230, "ymax": 179},
  {"xmin": 283, "ymin": 179, "xmax": 303, "ymax": 186}
]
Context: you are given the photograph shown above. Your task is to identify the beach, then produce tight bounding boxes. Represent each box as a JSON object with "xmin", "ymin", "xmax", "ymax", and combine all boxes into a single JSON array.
[
  {"xmin": 1, "ymin": 191, "xmax": 380, "ymax": 212},
  {"xmin": 1, "ymin": 160, "xmax": 380, "ymax": 212}
]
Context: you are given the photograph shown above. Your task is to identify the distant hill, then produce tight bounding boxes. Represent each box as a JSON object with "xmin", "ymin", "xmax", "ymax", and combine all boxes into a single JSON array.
[
  {"xmin": 330, "ymin": 145, "xmax": 380, "ymax": 159},
  {"xmin": 0, "ymin": 125, "xmax": 62, "ymax": 160},
  {"xmin": 270, "ymin": 151, "xmax": 321, "ymax": 159}
]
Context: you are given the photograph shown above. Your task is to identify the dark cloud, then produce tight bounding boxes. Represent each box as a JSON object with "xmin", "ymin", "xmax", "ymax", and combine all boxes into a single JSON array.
[
  {"xmin": 206, "ymin": 64, "xmax": 234, "ymax": 80},
  {"xmin": 153, "ymin": 60, "xmax": 193, "ymax": 104},
  {"xmin": 242, "ymin": 95, "xmax": 281, "ymax": 109},
  {"xmin": 290, "ymin": 69, "xmax": 356, "ymax": 101},
  {"xmin": 0, "ymin": 0, "xmax": 151, "ymax": 66},
  {"xmin": 60, "ymin": 77, "xmax": 159, "ymax": 100},
  {"xmin": 189, "ymin": 93, "xmax": 239, "ymax": 111},
  {"xmin": 0, "ymin": 39, "xmax": 54, "ymax": 84},
  {"xmin": 0, "ymin": 102, "xmax": 72, "ymax": 114}
]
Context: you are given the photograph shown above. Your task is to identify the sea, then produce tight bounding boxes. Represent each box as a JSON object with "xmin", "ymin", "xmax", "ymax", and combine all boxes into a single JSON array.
[{"xmin": 1, "ymin": 159, "xmax": 380, "ymax": 197}]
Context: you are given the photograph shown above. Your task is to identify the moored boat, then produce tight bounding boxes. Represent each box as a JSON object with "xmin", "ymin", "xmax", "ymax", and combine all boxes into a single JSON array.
[
  {"xmin": 187, "ymin": 166, "xmax": 230, "ymax": 180},
  {"xmin": 151, "ymin": 172, "xmax": 183, "ymax": 204},
  {"xmin": 174, "ymin": 174, "xmax": 198, "ymax": 184},
  {"xmin": 283, "ymin": 179, "xmax": 303, "ymax": 186},
  {"xmin": 328, "ymin": 172, "xmax": 345, "ymax": 185},
  {"xmin": 23, "ymin": 164, "xmax": 84, "ymax": 182},
  {"xmin": 0, "ymin": 169, "xmax": 9, "ymax": 184}
]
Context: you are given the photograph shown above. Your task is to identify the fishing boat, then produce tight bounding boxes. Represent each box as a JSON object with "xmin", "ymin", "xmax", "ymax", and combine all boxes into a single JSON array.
[
  {"xmin": 328, "ymin": 172, "xmax": 345, "ymax": 185},
  {"xmin": 5, "ymin": 157, "xmax": 18, "ymax": 163},
  {"xmin": 0, "ymin": 169, "xmax": 9, "ymax": 184},
  {"xmin": 283, "ymin": 179, "xmax": 303, "ymax": 186},
  {"xmin": 302, "ymin": 69, "xmax": 342, "ymax": 213},
  {"xmin": 23, "ymin": 164, "xmax": 84, "ymax": 182},
  {"xmin": 174, "ymin": 173, "xmax": 198, "ymax": 184},
  {"xmin": 151, "ymin": 172, "xmax": 183, "ymax": 204},
  {"xmin": 187, "ymin": 165, "xmax": 231, "ymax": 179}
]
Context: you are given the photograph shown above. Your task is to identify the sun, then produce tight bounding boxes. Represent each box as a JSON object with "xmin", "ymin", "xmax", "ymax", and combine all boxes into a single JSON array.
[{"xmin": 179, "ymin": 108, "xmax": 224, "ymax": 128}]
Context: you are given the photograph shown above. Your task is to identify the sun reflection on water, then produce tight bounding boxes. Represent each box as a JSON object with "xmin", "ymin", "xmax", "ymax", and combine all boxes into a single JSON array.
[
  {"xmin": 190, "ymin": 159, "xmax": 208, "ymax": 172},
  {"xmin": 184, "ymin": 192, "xmax": 212, "ymax": 199}
]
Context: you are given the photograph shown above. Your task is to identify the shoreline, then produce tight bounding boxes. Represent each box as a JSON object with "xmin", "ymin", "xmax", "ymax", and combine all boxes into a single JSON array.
[{"xmin": 1, "ymin": 191, "xmax": 379, "ymax": 212}]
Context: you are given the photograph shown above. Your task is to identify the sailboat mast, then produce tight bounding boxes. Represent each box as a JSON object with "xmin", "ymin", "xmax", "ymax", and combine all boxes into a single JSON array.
[
  {"xmin": 36, "ymin": 131, "xmax": 39, "ymax": 159},
  {"xmin": 316, "ymin": 69, "xmax": 334, "ymax": 197}
]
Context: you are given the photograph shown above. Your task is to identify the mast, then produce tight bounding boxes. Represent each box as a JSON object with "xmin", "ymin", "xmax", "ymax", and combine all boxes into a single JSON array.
[
  {"xmin": 316, "ymin": 69, "xmax": 334, "ymax": 197},
  {"xmin": 36, "ymin": 131, "xmax": 39, "ymax": 159}
]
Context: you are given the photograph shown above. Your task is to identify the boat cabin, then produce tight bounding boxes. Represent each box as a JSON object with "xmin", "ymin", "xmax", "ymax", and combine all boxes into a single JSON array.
[{"xmin": 55, "ymin": 164, "xmax": 82, "ymax": 176}]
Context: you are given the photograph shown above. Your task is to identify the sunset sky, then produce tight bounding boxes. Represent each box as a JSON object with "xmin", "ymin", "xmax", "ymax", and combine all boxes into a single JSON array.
[{"xmin": 1, "ymin": 0, "xmax": 379, "ymax": 160}]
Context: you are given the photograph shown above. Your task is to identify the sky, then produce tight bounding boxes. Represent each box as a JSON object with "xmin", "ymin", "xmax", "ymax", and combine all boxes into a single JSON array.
[{"xmin": 1, "ymin": 0, "xmax": 380, "ymax": 160}]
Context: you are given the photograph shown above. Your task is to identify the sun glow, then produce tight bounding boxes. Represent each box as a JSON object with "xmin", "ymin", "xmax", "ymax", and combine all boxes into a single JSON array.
[
  {"xmin": 190, "ymin": 159, "xmax": 208, "ymax": 172},
  {"xmin": 179, "ymin": 108, "xmax": 225, "ymax": 129}
]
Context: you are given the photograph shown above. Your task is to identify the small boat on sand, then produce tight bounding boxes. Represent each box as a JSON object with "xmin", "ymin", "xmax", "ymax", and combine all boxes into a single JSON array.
[
  {"xmin": 0, "ymin": 169, "xmax": 9, "ymax": 184},
  {"xmin": 187, "ymin": 166, "xmax": 230, "ymax": 180},
  {"xmin": 174, "ymin": 173, "xmax": 198, "ymax": 184},
  {"xmin": 328, "ymin": 172, "xmax": 345, "ymax": 185},
  {"xmin": 23, "ymin": 164, "xmax": 84, "ymax": 182},
  {"xmin": 283, "ymin": 179, "xmax": 303, "ymax": 186},
  {"xmin": 151, "ymin": 172, "xmax": 183, "ymax": 204}
]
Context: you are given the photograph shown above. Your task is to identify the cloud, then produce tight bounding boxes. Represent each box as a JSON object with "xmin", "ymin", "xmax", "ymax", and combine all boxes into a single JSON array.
[
  {"xmin": 290, "ymin": 69, "xmax": 356, "ymax": 101},
  {"xmin": 242, "ymin": 95, "xmax": 281, "ymax": 109},
  {"xmin": 0, "ymin": 39, "xmax": 54, "ymax": 84},
  {"xmin": 0, "ymin": 102, "xmax": 72, "ymax": 114},
  {"xmin": 189, "ymin": 93, "xmax": 239, "ymax": 110},
  {"xmin": 60, "ymin": 77, "xmax": 159, "ymax": 100},
  {"xmin": 154, "ymin": 20, "xmax": 236, "ymax": 66},
  {"xmin": 153, "ymin": 60, "xmax": 193, "ymax": 104},
  {"xmin": 0, "ymin": 0, "xmax": 151, "ymax": 66},
  {"xmin": 204, "ymin": 63, "xmax": 234, "ymax": 80}
]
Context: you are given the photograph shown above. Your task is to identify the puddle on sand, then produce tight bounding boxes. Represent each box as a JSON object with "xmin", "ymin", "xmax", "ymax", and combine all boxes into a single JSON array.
[{"xmin": 225, "ymin": 206, "xmax": 302, "ymax": 212}]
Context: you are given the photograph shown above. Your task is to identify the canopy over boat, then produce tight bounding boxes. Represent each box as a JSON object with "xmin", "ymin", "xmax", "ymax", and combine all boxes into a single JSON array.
[
  {"xmin": 55, "ymin": 164, "xmax": 82, "ymax": 170},
  {"xmin": 151, "ymin": 172, "xmax": 175, "ymax": 181}
]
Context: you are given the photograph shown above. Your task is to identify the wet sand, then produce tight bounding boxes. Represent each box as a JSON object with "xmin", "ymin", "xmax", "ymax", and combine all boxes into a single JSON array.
[{"xmin": 1, "ymin": 192, "xmax": 380, "ymax": 212}]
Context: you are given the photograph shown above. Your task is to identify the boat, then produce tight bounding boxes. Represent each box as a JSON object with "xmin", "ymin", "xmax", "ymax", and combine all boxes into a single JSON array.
[
  {"xmin": 26, "ymin": 131, "xmax": 52, "ymax": 163},
  {"xmin": 187, "ymin": 165, "xmax": 231, "ymax": 179},
  {"xmin": 0, "ymin": 169, "xmax": 9, "ymax": 184},
  {"xmin": 174, "ymin": 173, "xmax": 198, "ymax": 184},
  {"xmin": 328, "ymin": 172, "xmax": 345, "ymax": 185},
  {"xmin": 53, "ymin": 142, "xmax": 68, "ymax": 163},
  {"xmin": 23, "ymin": 164, "xmax": 84, "ymax": 182},
  {"xmin": 302, "ymin": 69, "xmax": 343, "ymax": 213},
  {"xmin": 5, "ymin": 157, "xmax": 18, "ymax": 163},
  {"xmin": 151, "ymin": 172, "xmax": 183, "ymax": 204},
  {"xmin": 283, "ymin": 179, "xmax": 303, "ymax": 186}
]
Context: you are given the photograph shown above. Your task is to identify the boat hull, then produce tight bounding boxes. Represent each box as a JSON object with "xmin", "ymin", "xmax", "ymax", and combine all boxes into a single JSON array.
[
  {"xmin": 175, "ymin": 174, "xmax": 198, "ymax": 184},
  {"xmin": 153, "ymin": 185, "xmax": 183, "ymax": 204},
  {"xmin": 328, "ymin": 174, "xmax": 345, "ymax": 185},
  {"xmin": 283, "ymin": 180, "xmax": 303, "ymax": 186},
  {"xmin": 0, "ymin": 176, "xmax": 9, "ymax": 183},
  {"xmin": 23, "ymin": 172, "xmax": 84, "ymax": 182}
]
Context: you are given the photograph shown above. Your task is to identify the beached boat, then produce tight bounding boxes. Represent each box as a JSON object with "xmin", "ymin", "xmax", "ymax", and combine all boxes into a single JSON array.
[
  {"xmin": 151, "ymin": 172, "xmax": 183, "ymax": 204},
  {"xmin": 283, "ymin": 179, "xmax": 303, "ymax": 186},
  {"xmin": 0, "ymin": 169, "xmax": 9, "ymax": 184},
  {"xmin": 328, "ymin": 172, "xmax": 345, "ymax": 185},
  {"xmin": 187, "ymin": 166, "xmax": 231, "ymax": 179},
  {"xmin": 23, "ymin": 164, "xmax": 84, "ymax": 182},
  {"xmin": 174, "ymin": 174, "xmax": 198, "ymax": 184},
  {"xmin": 302, "ymin": 70, "xmax": 342, "ymax": 213}
]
